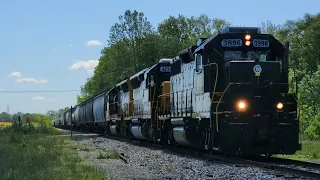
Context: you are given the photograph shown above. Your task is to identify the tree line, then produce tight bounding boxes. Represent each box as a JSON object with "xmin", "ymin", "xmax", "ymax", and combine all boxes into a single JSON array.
[
  {"xmin": 77, "ymin": 10, "xmax": 320, "ymax": 139},
  {"xmin": 0, "ymin": 111, "xmax": 54, "ymax": 127}
]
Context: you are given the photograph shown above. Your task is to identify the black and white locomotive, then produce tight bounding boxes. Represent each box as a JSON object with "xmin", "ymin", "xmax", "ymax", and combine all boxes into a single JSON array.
[{"xmin": 53, "ymin": 27, "xmax": 301, "ymax": 157}]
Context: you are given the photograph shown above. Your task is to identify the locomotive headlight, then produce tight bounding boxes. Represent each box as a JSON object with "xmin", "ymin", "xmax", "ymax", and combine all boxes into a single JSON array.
[
  {"xmin": 245, "ymin": 41, "xmax": 251, "ymax": 46},
  {"xmin": 245, "ymin": 34, "xmax": 251, "ymax": 40},
  {"xmin": 239, "ymin": 102, "xmax": 245, "ymax": 109},
  {"xmin": 236, "ymin": 100, "xmax": 247, "ymax": 112},
  {"xmin": 276, "ymin": 102, "xmax": 284, "ymax": 109}
]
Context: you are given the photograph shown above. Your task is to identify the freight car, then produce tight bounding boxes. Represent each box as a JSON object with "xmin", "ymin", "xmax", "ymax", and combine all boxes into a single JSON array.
[{"xmin": 53, "ymin": 27, "xmax": 301, "ymax": 157}]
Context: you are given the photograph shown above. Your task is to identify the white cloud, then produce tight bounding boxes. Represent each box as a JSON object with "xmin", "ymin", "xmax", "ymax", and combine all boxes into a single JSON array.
[
  {"xmin": 32, "ymin": 96, "xmax": 56, "ymax": 102},
  {"xmin": 32, "ymin": 96, "xmax": 46, "ymax": 101},
  {"xmin": 9, "ymin": 72, "xmax": 48, "ymax": 84},
  {"xmin": 86, "ymin": 40, "xmax": 103, "ymax": 46},
  {"xmin": 0, "ymin": 88, "xmax": 3, "ymax": 91},
  {"xmin": 16, "ymin": 78, "xmax": 48, "ymax": 84},
  {"xmin": 9, "ymin": 71, "xmax": 22, "ymax": 78},
  {"xmin": 69, "ymin": 60, "xmax": 98, "ymax": 74}
]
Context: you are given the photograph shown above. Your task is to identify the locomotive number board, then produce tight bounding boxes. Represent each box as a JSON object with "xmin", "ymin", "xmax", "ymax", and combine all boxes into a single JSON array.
[
  {"xmin": 253, "ymin": 39, "xmax": 269, "ymax": 47},
  {"xmin": 160, "ymin": 66, "xmax": 171, "ymax": 72},
  {"xmin": 221, "ymin": 39, "xmax": 242, "ymax": 47}
]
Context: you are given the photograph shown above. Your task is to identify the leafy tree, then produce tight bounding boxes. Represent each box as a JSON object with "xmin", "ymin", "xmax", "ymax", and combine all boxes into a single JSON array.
[
  {"xmin": 276, "ymin": 13, "xmax": 320, "ymax": 138},
  {"xmin": 298, "ymin": 66, "xmax": 320, "ymax": 138},
  {"xmin": 12, "ymin": 113, "xmax": 19, "ymax": 122},
  {"xmin": 78, "ymin": 10, "xmax": 162, "ymax": 102},
  {"xmin": 108, "ymin": 9, "xmax": 154, "ymax": 72},
  {"xmin": 259, "ymin": 20, "xmax": 281, "ymax": 37},
  {"xmin": 158, "ymin": 14, "xmax": 230, "ymax": 51},
  {"xmin": 278, "ymin": 13, "xmax": 320, "ymax": 80},
  {"xmin": 0, "ymin": 112, "xmax": 11, "ymax": 122},
  {"xmin": 212, "ymin": 18, "xmax": 231, "ymax": 34},
  {"xmin": 22, "ymin": 113, "xmax": 32, "ymax": 124}
]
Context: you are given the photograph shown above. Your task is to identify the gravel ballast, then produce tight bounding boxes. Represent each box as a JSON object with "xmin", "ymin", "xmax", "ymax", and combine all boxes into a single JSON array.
[{"xmin": 73, "ymin": 136, "xmax": 309, "ymax": 180}]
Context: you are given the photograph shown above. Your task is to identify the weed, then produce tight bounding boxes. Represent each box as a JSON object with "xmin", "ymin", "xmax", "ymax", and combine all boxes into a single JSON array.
[
  {"xmin": 275, "ymin": 140, "xmax": 320, "ymax": 161},
  {"xmin": 0, "ymin": 125, "xmax": 106, "ymax": 180}
]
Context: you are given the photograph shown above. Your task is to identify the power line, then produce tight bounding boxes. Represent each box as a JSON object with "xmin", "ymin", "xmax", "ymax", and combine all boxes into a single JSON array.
[{"xmin": 0, "ymin": 90, "xmax": 80, "ymax": 93}]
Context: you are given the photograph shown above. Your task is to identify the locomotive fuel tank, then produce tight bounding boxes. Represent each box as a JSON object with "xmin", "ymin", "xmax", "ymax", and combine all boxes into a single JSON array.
[
  {"xmin": 131, "ymin": 125, "xmax": 148, "ymax": 140},
  {"xmin": 171, "ymin": 118, "xmax": 202, "ymax": 147}
]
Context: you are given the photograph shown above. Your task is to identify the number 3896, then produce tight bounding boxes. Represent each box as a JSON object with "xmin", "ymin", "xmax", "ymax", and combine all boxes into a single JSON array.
[{"xmin": 253, "ymin": 39, "xmax": 269, "ymax": 47}]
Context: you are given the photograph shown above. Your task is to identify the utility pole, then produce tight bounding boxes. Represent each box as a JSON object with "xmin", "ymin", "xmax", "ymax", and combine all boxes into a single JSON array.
[
  {"xmin": 18, "ymin": 112, "xmax": 21, "ymax": 128},
  {"xmin": 70, "ymin": 106, "xmax": 73, "ymax": 139}
]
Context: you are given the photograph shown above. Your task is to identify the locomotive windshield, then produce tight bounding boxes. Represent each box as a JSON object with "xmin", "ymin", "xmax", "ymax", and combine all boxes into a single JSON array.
[{"xmin": 224, "ymin": 51, "xmax": 267, "ymax": 61}]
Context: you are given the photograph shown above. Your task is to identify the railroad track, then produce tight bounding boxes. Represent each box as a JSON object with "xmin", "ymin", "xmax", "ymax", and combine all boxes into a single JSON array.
[
  {"xmin": 219, "ymin": 156, "xmax": 320, "ymax": 179},
  {"xmin": 265, "ymin": 157, "xmax": 320, "ymax": 169},
  {"xmin": 242, "ymin": 156, "xmax": 320, "ymax": 179},
  {"xmin": 62, "ymin": 128, "xmax": 320, "ymax": 179}
]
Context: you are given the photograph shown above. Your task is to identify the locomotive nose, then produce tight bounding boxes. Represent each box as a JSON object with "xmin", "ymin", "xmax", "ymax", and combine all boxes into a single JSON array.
[{"xmin": 257, "ymin": 128, "xmax": 269, "ymax": 140}]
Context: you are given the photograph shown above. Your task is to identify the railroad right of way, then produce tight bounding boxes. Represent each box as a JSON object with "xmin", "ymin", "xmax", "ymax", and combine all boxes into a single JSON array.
[{"xmin": 57, "ymin": 128, "xmax": 318, "ymax": 179}]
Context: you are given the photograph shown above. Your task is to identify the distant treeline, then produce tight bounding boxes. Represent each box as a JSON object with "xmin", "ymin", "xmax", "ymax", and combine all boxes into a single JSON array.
[
  {"xmin": 77, "ymin": 10, "xmax": 320, "ymax": 139},
  {"xmin": 0, "ymin": 111, "xmax": 53, "ymax": 127}
]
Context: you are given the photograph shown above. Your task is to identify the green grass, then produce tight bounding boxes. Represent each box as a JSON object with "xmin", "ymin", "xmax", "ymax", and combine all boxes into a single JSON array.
[
  {"xmin": 0, "ymin": 123, "xmax": 106, "ymax": 180},
  {"xmin": 275, "ymin": 139, "xmax": 320, "ymax": 161}
]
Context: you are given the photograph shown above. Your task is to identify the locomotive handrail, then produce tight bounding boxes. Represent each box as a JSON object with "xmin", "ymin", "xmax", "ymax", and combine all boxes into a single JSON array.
[
  {"xmin": 157, "ymin": 93, "xmax": 170, "ymax": 97},
  {"xmin": 257, "ymin": 82, "xmax": 289, "ymax": 89},
  {"xmin": 215, "ymin": 83, "xmax": 231, "ymax": 132},
  {"xmin": 203, "ymin": 62, "xmax": 219, "ymax": 147},
  {"xmin": 157, "ymin": 93, "xmax": 172, "ymax": 116}
]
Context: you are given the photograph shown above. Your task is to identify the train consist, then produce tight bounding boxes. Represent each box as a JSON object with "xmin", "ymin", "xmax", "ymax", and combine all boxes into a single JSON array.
[{"xmin": 53, "ymin": 27, "xmax": 301, "ymax": 157}]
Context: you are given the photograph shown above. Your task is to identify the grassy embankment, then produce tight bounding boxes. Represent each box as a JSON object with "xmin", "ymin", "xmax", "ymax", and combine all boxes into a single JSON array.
[
  {"xmin": 0, "ymin": 123, "xmax": 106, "ymax": 180},
  {"xmin": 275, "ymin": 135, "xmax": 320, "ymax": 162}
]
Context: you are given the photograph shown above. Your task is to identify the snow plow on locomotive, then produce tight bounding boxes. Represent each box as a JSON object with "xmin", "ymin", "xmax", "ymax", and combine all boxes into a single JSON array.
[{"xmin": 53, "ymin": 27, "xmax": 301, "ymax": 157}]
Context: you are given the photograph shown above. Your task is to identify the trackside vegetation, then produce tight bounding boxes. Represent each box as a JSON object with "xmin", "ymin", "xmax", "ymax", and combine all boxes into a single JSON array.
[
  {"xmin": 275, "ymin": 135, "xmax": 320, "ymax": 161},
  {"xmin": 0, "ymin": 121, "xmax": 105, "ymax": 180}
]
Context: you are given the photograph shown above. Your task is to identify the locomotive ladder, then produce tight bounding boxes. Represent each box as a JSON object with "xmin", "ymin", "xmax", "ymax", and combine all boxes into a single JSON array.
[
  {"xmin": 205, "ymin": 91, "xmax": 224, "ymax": 150},
  {"xmin": 204, "ymin": 62, "xmax": 223, "ymax": 151}
]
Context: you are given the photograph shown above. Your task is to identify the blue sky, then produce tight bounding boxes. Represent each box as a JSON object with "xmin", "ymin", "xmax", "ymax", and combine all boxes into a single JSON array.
[{"xmin": 0, "ymin": 0, "xmax": 318, "ymax": 114}]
